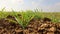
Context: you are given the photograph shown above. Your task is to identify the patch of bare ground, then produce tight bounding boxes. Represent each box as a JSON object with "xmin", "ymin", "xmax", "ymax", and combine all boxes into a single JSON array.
[{"xmin": 0, "ymin": 15, "xmax": 60, "ymax": 34}]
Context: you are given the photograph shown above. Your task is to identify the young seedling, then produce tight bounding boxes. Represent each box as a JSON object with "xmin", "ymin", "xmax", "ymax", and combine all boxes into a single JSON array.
[{"xmin": 12, "ymin": 11, "xmax": 35, "ymax": 29}]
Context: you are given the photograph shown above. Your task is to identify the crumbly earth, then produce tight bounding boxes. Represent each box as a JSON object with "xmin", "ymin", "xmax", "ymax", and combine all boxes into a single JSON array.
[{"xmin": 0, "ymin": 15, "xmax": 60, "ymax": 34}]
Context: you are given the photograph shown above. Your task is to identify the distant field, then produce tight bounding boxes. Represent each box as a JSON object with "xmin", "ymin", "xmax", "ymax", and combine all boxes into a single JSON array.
[{"xmin": 0, "ymin": 10, "xmax": 60, "ymax": 23}]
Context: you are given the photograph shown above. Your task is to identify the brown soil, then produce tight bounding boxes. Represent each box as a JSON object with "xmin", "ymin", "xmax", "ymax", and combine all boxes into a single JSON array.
[{"xmin": 0, "ymin": 15, "xmax": 60, "ymax": 34}]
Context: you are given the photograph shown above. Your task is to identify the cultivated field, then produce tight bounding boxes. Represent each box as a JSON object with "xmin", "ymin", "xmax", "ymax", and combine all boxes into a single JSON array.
[{"xmin": 0, "ymin": 10, "xmax": 60, "ymax": 34}]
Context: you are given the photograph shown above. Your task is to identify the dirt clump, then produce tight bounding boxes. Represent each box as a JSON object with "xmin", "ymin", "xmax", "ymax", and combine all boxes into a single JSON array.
[{"xmin": 0, "ymin": 15, "xmax": 60, "ymax": 34}]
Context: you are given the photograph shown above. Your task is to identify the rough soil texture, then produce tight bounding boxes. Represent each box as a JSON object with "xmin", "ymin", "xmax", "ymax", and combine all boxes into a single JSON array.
[{"xmin": 0, "ymin": 15, "xmax": 60, "ymax": 34}]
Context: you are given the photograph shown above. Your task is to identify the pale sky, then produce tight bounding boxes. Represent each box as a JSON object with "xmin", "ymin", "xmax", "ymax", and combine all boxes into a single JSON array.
[{"xmin": 0, "ymin": 0, "xmax": 60, "ymax": 12}]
